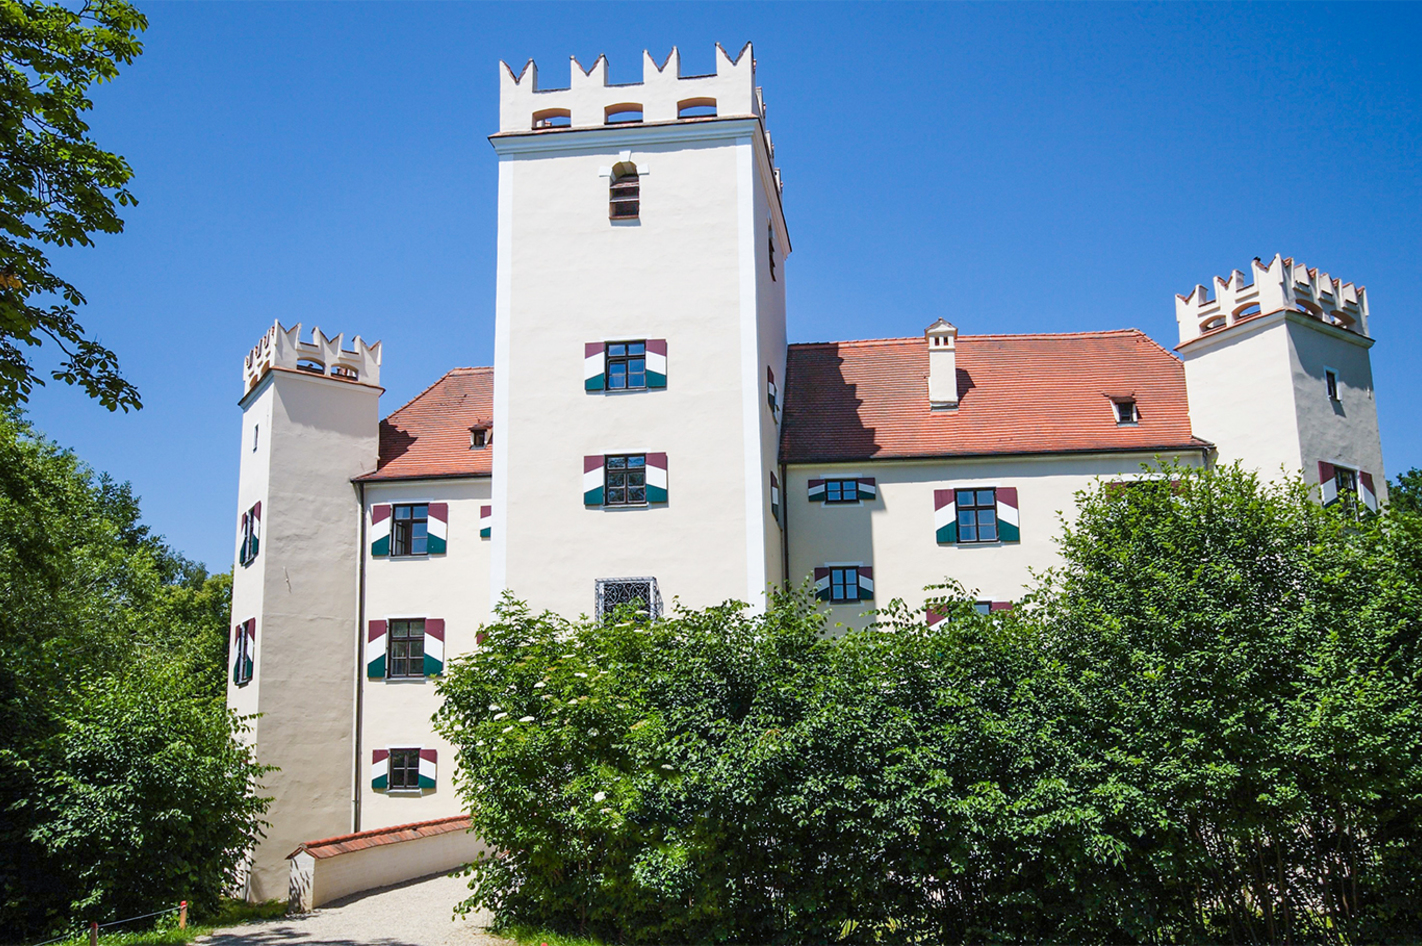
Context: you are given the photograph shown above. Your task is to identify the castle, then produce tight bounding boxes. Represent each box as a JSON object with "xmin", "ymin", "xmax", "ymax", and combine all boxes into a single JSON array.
[{"xmin": 227, "ymin": 44, "xmax": 1387, "ymax": 903}]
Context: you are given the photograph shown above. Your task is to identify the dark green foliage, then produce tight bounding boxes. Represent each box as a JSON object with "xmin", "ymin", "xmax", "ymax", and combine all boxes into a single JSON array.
[
  {"xmin": 0, "ymin": 0, "xmax": 147, "ymax": 411},
  {"xmin": 437, "ymin": 464, "xmax": 1422, "ymax": 944},
  {"xmin": 1028, "ymin": 465, "xmax": 1422, "ymax": 942},
  {"xmin": 0, "ymin": 412, "xmax": 267, "ymax": 937},
  {"xmin": 1387, "ymin": 466, "xmax": 1422, "ymax": 515}
]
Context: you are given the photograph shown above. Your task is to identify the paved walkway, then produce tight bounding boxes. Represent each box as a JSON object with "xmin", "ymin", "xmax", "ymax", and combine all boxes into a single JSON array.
[{"xmin": 200, "ymin": 872, "xmax": 514, "ymax": 946}]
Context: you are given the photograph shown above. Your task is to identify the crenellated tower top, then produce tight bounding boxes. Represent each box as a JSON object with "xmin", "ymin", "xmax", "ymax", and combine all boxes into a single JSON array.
[
  {"xmin": 1176, "ymin": 253, "xmax": 1369, "ymax": 345},
  {"xmin": 498, "ymin": 43, "xmax": 764, "ymax": 133},
  {"xmin": 243, "ymin": 321, "xmax": 382, "ymax": 396}
]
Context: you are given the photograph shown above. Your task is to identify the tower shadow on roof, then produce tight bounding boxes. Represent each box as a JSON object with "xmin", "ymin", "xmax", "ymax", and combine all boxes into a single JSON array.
[{"xmin": 783, "ymin": 343, "xmax": 879, "ymax": 462}]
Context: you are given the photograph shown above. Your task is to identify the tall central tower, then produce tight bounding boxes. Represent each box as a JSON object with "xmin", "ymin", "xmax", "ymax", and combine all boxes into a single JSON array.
[{"xmin": 490, "ymin": 44, "xmax": 789, "ymax": 617}]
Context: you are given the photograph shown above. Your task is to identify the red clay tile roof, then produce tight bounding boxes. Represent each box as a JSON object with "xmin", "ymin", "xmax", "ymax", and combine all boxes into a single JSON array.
[
  {"xmin": 781, "ymin": 330, "xmax": 1208, "ymax": 464},
  {"xmin": 357, "ymin": 367, "xmax": 493, "ymax": 481},
  {"xmin": 287, "ymin": 815, "xmax": 471, "ymax": 860}
]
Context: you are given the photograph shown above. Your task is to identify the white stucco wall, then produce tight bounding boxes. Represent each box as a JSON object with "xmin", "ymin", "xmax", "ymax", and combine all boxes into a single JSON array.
[
  {"xmin": 785, "ymin": 451, "xmax": 1206, "ymax": 629},
  {"xmin": 360, "ymin": 478, "xmax": 491, "ymax": 829},
  {"xmin": 230, "ymin": 369, "xmax": 380, "ymax": 901},
  {"xmin": 1180, "ymin": 310, "xmax": 1386, "ymax": 501},
  {"xmin": 1180, "ymin": 315, "xmax": 1302, "ymax": 479},
  {"xmin": 1286, "ymin": 316, "xmax": 1387, "ymax": 500},
  {"xmin": 752, "ymin": 136, "xmax": 789, "ymax": 595},
  {"xmin": 491, "ymin": 120, "xmax": 786, "ymax": 618},
  {"xmin": 289, "ymin": 828, "xmax": 487, "ymax": 912}
]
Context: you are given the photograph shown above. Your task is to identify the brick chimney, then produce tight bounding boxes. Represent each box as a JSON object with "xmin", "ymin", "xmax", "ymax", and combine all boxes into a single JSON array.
[{"xmin": 926, "ymin": 319, "xmax": 958, "ymax": 408}]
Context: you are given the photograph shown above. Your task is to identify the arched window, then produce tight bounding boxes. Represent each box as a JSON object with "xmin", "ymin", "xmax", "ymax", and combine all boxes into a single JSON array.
[
  {"xmin": 604, "ymin": 103, "xmax": 643, "ymax": 125},
  {"xmin": 677, "ymin": 97, "xmax": 717, "ymax": 119},
  {"xmin": 532, "ymin": 108, "xmax": 570, "ymax": 130},
  {"xmin": 609, "ymin": 162, "xmax": 639, "ymax": 220}
]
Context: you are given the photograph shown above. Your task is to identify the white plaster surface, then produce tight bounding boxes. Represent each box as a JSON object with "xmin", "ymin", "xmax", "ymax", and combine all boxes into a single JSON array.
[
  {"xmin": 1181, "ymin": 315, "xmax": 1304, "ymax": 479},
  {"xmin": 490, "ymin": 121, "xmax": 786, "ymax": 618},
  {"xmin": 231, "ymin": 369, "xmax": 380, "ymax": 900},
  {"xmin": 360, "ymin": 479, "xmax": 491, "ymax": 829},
  {"xmin": 785, "ymin": 451, "xmax": 1205, "ymax": 629},
  {"xmin": 295, "ymin": 829, "xmax": 487, "ymax": 910}
]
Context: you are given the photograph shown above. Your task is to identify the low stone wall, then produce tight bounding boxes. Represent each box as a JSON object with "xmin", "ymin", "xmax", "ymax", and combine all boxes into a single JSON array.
[{"xmin": 287, "ymin": 815, "xmax": 485, "ymax": 912}]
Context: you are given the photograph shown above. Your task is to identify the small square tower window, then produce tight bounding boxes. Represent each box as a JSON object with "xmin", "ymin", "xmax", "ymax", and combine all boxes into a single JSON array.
[
  {"xmin": 1325, "ymin": 369, "xmax": 1340, "ymax": 402},
  {"xmin": 605, "ymin": 455, "xmax": 647, "ymax": 505},
  {"xmin": 606, "ymin": 342, "xmax": 646, "ymax": 390},
  {"xmin": 595, "ymin": 577, "xmax": 661, "ymax": 620}
]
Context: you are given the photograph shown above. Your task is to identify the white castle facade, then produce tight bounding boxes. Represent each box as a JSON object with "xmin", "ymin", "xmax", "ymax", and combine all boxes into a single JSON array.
[{"xmin": 227, "ymin": 45, "xmax": 1388, "ymax": 902}]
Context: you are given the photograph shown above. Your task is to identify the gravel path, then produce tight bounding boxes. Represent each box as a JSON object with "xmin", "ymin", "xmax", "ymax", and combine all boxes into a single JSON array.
[{"xmin": 199, "ymin": 872, "xmax": 514, "ymax": 946}]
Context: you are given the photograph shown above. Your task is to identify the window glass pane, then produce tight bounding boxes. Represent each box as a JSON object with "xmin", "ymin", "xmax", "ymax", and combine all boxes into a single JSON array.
[
  {"xmin": 608, "ymin": 456, "xmax": 627, "ymax": 470},
  {"xmin": 629, "ymin": 342, "xmax": 645, "ymax": 356},
  {"xmin": 395, "ymin": 506, "xmax": 410, "ymax": 520},
  {"xmin": 628, "ymin": 456, "xmax": 645, "ymax": 469},
  {"xmin": 414, "ymin": 505, "xmax": 428, "ymax": 519},
  {"xmin": 629, "ymin": 360, "xmax": 645, "ymax": 387},
  {"xmin": 412, "ymin": 535, "xmax": 427, "ymax": 555},
  {"xmin": 974, "ymin": 602, "xmax": 991, "ymax": 615},
  {"xmin": 976, "ymin": 490, "xmax": 995, "ymax": 507},
  {"xmin": 609, "ymin": 363, "xmax": 626, "ymax": 389},
  {"xmin": 609, "ymin": 344, "xmax": 626, "ymax": 357},
  {"xmin": 629, "ymin": 486, "xmax": 645, "ymax": 503},
  {"xmin": 956, "ymin": 489, "xmax": 974, "ymax": 507},
  {"xmin": 978, "ymin": 510, "xmax": 998, "ymax": 541}
]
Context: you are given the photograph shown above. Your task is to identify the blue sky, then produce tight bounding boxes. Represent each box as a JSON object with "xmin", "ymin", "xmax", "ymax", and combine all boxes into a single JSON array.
[{"xmin": 27, "ymin": 2, "xmax": 1422, "ymax": 571}]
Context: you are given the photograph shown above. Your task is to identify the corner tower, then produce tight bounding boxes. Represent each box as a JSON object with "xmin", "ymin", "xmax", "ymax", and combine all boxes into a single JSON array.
[
  {"xmin": 1176, "ymin": 254, "xmax": 1386, "ymax": 509},
  {"xmin": 489, "ymin": 44, "xmax": 790, "ymax": 616},
  {"xmin": 229, "ymin": 323, "xmax": 381, "ymax": 899}
]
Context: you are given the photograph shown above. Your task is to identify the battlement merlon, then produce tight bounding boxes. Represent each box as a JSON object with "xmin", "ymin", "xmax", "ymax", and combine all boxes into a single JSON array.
[
  {"xmin": 243, "ymin": 321, "xmax": 383, "ymax": 396},
  {"xmin": 1175, "ymin": 253, "xmax": 1370, "ymax": 345},
  {"xmin": 498, "ymin": 43, "xmax": 761, "ymax": 134}
]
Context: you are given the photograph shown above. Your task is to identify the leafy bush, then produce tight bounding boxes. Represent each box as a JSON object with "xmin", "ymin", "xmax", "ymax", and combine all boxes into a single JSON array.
[
  {"xmin": 0, "ymin": 413, "xmax": 268, "ymax": 937},
  {"xmin": 437, "ymin": 464, "xmax": 1422, "ymax": 944}
]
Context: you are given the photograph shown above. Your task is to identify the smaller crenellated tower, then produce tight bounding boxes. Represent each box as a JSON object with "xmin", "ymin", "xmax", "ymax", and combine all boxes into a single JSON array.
[
  {"xmin": 1175, "ymin": 255, "xmax": 1385, "ymax": 509},
  {"xmin": 230, "ymin": 322, "xmax": 383, "ymax": 900}
]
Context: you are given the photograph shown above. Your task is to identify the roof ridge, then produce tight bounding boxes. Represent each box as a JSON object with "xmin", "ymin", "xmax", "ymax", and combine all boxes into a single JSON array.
[{"xmin": 788, "ymin": 329, "xmax": 1151, "ymax": 350}]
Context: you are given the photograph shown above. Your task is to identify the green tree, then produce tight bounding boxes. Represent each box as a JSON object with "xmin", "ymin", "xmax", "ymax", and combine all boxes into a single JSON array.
[
  {"xmin": 438, "ymin": 465, "xmax": 1422, "ymax": 945},
  {"xmin": 0, "ymin": 412, "xmax": 264, "ymax": 937},
  {"xmin": 1028, "ymin": 464, "xmax": 1422, "ymax": 942},
  {"xmin": 0, "ymin": 0, "xmax": 147, "ymax": 411},
  {"xmin": 1387, "ymin": 466, "xmax": 1422, "ymax": 514}
]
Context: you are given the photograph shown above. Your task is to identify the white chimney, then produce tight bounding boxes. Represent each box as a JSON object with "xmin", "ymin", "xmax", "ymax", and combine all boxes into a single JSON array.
[{"xmin": 926, "ymin": 318, "xmax": 959, "ymax": 408}]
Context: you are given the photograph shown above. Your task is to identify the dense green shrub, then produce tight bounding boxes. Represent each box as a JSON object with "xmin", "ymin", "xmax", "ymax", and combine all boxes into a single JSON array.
[
  {"xmin": 436, "ymin": 465, "xmax": 1422, "ymax": 944},
  {"xmin": 0, "ymin": 413, "xmax": 268, "ymax": 937}
]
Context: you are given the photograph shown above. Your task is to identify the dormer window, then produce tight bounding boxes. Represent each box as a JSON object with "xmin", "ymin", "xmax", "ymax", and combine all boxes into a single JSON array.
[
  {"xmin": 609, "ymin": 162, "xmax": 639, "ymax": 219},
  {"xmin": 1112, "ymin": 398, "xmax": 1138, "ymax": 425},
  {"xmin": 470, "ymin": 426, "xmax": 489, "ymax": 449}
]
